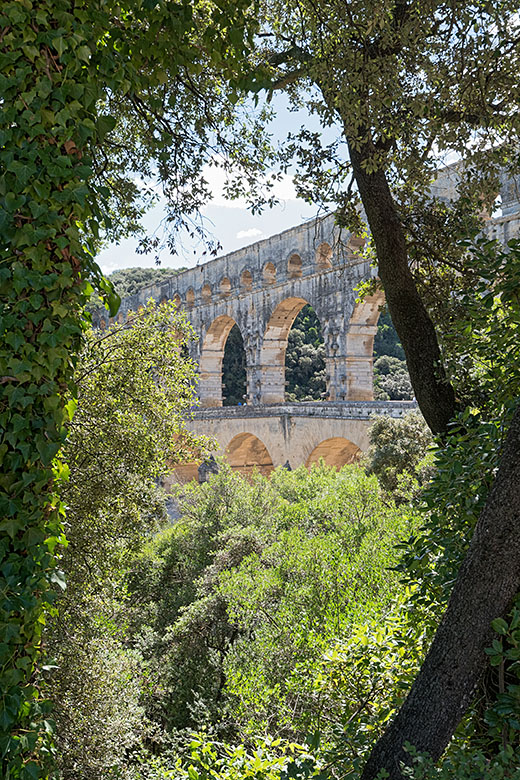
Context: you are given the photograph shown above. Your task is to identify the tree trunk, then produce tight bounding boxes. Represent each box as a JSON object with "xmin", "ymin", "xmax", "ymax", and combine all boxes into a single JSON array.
[
  {"xmin": 360, "ymin": 403, "xmax": 520, "ymax": 779},
  {"xmin": 347, "ymin": 140, "xmax": 457, "ymax": 435}
]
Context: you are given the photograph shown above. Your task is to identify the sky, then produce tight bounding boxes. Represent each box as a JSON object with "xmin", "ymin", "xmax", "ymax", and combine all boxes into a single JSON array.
[{"xmin": 96, "ymin": 94, "xmax": 332, "ymax": 276}]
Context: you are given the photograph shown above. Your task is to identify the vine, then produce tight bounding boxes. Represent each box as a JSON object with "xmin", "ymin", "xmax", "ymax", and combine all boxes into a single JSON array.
[
  {"xmin": 0, "ymin": 2, "xmax": 110, "ymax": 775},
  {"xmin": 0, "ymin": 0, "xmax": 256, "ymax": 775}
]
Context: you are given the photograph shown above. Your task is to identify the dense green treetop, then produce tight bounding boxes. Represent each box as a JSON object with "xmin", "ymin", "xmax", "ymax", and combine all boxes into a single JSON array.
[{"xmin": 47, "ymin": 300, "xmax": 205, "ymax": 778}]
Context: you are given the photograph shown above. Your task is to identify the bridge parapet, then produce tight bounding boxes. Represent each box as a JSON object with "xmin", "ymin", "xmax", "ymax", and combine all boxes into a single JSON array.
[{"xmin": 191, "ymin": 400, "xmax": 417, "ymax": 421}]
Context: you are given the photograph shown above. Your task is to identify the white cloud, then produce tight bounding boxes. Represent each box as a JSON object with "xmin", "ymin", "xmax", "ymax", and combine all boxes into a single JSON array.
[
  {"xmin": 202, "ymin": 163, "xmax": 299, "ymax": 209},
  {"xmin": 236, "ymin": 227, "xmax": 263, "ymax": 240}
]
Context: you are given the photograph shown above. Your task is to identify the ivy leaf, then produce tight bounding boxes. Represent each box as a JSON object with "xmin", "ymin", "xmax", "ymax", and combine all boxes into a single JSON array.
[{"xmin": 96, "ymin": 114, "xmax": 117, "ymax": 139}]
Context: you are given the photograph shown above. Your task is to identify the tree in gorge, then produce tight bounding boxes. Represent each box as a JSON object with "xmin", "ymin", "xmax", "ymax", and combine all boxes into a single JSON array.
[
  {"xmin": 222, "ymin": 324, "xmax": 247, "ymax": 405},
  {"xmin": 373, "ymin": 309, "xmax": 413, "ymax": 401},
  {"xmin": 239, "ymin": 2, "xmax": 520, "ymax": 776},
  {"xmin": 0, "ymin": 0, "xmax": 268, "ymax": 776},
  {"xmin": 285, "ymin": 304, "xmax": 326, "ymax": 401}
]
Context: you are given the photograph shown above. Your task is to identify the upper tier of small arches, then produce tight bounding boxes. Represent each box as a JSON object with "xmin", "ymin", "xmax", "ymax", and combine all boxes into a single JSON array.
[
  {"xmin": 92, "ymin": 214, "xmax": 371, "ymax": 330},
  {"xmin": 143, "ymin": 240, "xmax": 350, "ymax": 313},
  {"xmin": 171, "ymin": 242, "xmax": 339, "ymax": 309}
]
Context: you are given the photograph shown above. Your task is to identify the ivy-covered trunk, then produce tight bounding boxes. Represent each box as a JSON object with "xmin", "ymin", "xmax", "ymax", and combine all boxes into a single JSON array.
[{"xmin": 0, "ymin": 2, "xmax": 104, "ymax": 775}]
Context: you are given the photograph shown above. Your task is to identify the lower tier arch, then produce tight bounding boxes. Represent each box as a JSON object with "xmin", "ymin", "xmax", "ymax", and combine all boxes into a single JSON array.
[
  {"xmin": 305, "ymin": 437, "xmax": 362, "ymax": 469},
  {"xmin": 225, "ymin": 432, "xmax": 274, "ymax": 477}
]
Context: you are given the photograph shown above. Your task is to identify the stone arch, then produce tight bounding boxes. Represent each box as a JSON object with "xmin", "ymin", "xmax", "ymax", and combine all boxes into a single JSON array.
[
  {"xmin": 225, "ymin": 433, "xmax": 274, "ymax": 477},
  {"xmin": 287, "ymin": 253, "xmax": 302, "ymax": 279},
  {"xmin": 285, "ymin": 303, "xmax": 327, "ymax": 402},
  {"xmin": 263, "ymin": 262, "xmax": 276, "ymax": 285},
  {"xmin": 258, "ymin": 296, "xmax": 309, "ymax": 404},
  {"xmin": 173, "ymin": 293, "xmax": 181, "ymax": 307},
  {"xmin": 347, "ymin": 234, "xmax": 366, "ymax": 257},
  {"xmin": 240, "ymin": 269, "xmax": 253, "ymax": 292},
  {"xmin": 345, "ymin": 290, "xmax": 385, "ymax": 400},
  {"xmin": 222, "ymin": 324, "xmax": 247, "ymax": 405},
  {"xmin": 186, "ymin": 288, "xmax": 195, "ymax": 309},
  {"xmin": 305, "ymin": 437, "xmax": 361, "ymax": 469},
  {"xmin": 315, "ymin": 242, "xmax": 332, "ymax": 270},
  {"xmin": 201, "ymin": 283, "xmax": 212, "ymax": 304},
  {"xmin": 219, "ymin": 277, "xmax": 231, "ymax": 297},
  {"xmin": 199, "ymin": 315, "xmax": 245, "ymax": 407},
  {"xmin": 99, "ymin": 317, "xmax": 107, "ymax": 330}
]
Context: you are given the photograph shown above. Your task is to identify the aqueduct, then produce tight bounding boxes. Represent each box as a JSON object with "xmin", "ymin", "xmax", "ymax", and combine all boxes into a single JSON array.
[
  {"xmin": 95, "ymin": 214, "xmax": 384, "ymax": 402},
  {"xmin": 93, "ymin": 179, "xmax": 520, "ymax": 476}
]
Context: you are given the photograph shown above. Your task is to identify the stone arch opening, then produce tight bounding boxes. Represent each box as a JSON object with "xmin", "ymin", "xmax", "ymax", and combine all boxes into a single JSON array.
[
  {"xmin": 220, "ymin": 277, "xmax": 231, "ymax": 297},
  {"xmin": 344, "ymin": 291, "xmax": 385, "ymax": 401},
  {"xmin": 372, "ymin": 306, "xmax": 413, "ymax": 401},
  {"xmin": 316, "ymin": 242, "xmax": 332, "ymax": 270},
  {"xmin": 288, "ymin": 253, "xmax": 302, "ymax": 279},
  {"xmin": 225, "ymin": 433, "xmax": 274, "ymax": 477},
  {"xmin": 285, "ymin": 303, "xmax": 327, "ymax": 401},
  {"xmin": 186, "ymin": 288, "xmax": 195, "ymax": 309},
  {"xmin": 240, "ymin": 269, "xmax": 253, "ymax": 292},
  {"xmin": 258, "ymin": 297, "xmax": 308, "ymax": 404},
  {"xmin": 263, "ymin": 262, "xmax": 276, "ymax": 285},
  {"xmin": 201, "ymin": 283, "xmax": 212, "ymax": 303},
  {"xmin": 222, "ymin": 324, "xmax": 247, "ymax": 405},
  {"xmin": 199, "ymin": 315, "xmax": 245, "ymax": 407},
  {"xmin": 347, "ymin": 234, "xmax": 365, "ymax": 257},
  {"xmin": 173, "ymin": 293, "xmax": 181, "ymax": 308},
  {"xmin": 305, "ymin": 437, "xmax": 361, "ymax": 469}
]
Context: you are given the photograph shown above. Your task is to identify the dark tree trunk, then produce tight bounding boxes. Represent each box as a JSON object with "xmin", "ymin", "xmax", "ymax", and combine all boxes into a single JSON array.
[
  {"xmin": 360, "ymin": 403, "xmax": 520, "ymax": 779},
  {"xmin": 347, "ymin": 140, "xmax": 457, "ymax": 435},
  {"xmin": 346, "ymin": 137, "xmax": 520, "ymax": 778}
]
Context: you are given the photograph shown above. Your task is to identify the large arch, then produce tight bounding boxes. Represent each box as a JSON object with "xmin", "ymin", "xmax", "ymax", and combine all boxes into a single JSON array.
[
  {"xmin": 199, "ymin": 315, "xmax": 244, "ymax": 407},
  {"xmin": 305, "ymin": 437, "xmax": 361, "ymax": 469},
  {"xmin": 225, "ymin": 433, "xmax": 274, "ymax": 477},
  {"xmin": 285, "ymin": 303, "xmax": 326, "ymax": 401},
  {"xmin": 344, "ymin": 290, "xmax": 385, "ymax": 400},
  {"xmin": 222, "ymin": 324, "xmax": 247, "ymax": 405},
  {"xmin": 258, "ymin": 297, "xmax": 309, "ymax": 404}
]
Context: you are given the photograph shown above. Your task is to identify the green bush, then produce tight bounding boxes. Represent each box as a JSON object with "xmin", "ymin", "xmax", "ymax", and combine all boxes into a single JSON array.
[
  {"xmin": 373, "ymin": 355, "xmax": 414, "ymax": 401},
  {"xmin": 125, "ymin": 462, "xmax": 417, "ymax": 754},
  {"xmin": 365, "ymin": 411, "xmax": 433, "ymax": 494}
]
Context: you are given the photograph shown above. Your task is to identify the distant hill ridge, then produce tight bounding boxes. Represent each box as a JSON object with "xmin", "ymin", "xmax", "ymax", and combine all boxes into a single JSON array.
[{"xmin": 107, "ymin": 266, "xmax": 187, "ymax": 298}]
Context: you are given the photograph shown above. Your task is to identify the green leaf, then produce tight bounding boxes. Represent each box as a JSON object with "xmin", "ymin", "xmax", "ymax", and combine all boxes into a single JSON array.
[
  {"xmin": 64, "ymin": 398, "xmax": 78, "ymax": 420},
  {"xmin": 76, "ymin": 45, "xmax": 91, "ymax": 63},
  {"xmin": 491, "ymin": 617, "xmax": 509, "ymax": 635},
  {"xmin": 96, "ymin": 114, "xmax": 117, "ymax": 139}
]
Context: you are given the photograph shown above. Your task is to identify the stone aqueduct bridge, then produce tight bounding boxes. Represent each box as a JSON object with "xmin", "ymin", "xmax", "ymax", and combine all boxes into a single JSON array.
[
  {"xmin": 93, "ymin": 203, "xmax": 519, "ymax": 476},
  {"xmin": 96, "ymin": 214, "xmax": 385, "ymax": 405},
  {"xmin": 179, "ymin": 401, "xmax": 417, "ymax": 480}
]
